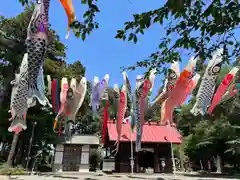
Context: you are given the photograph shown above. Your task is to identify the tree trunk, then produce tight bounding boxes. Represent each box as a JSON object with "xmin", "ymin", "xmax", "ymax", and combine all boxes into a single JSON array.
[
  {"xmin": 0, "ymin": 142, "xmax": 6, "ymax": 156},
  {"xmin": 7, "ymin": 133, "xmax": 19, "ymax": 167},
  {"xmin": 216, "ymin": 154, "xmax": 222, "ymax": 173},
  {"xmin": 15, "ymin": 138, "xmax": 26, "ymax": 166}
]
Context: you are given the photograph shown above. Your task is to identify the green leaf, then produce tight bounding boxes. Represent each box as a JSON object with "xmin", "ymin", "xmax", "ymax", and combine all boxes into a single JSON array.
[
  {"xmin": 81, "ymin": 33, "xmax": 86, "ymax": 41},
  {"xmin": 128, "ymin": 33, "xmax": 134, "ymax": 41},
  {"xmin": 133, "ymin": 35, "xmax": 138, "ymax": 44},
  {"xmin": 75, "ymin": 32, "xmax": 81, "ymax": 38},
  {"xmin": 82, "ymin": 0, "xmax": 87, "ymax": 4},
  {"xmin": 144, "ymin": 15, "xmax": 151, "ymax": 28}
]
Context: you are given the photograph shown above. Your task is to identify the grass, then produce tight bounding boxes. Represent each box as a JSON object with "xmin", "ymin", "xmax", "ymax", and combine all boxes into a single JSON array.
[{"xmin": 0, "ymin": 164, "xmax": 26, "ymax": 175}]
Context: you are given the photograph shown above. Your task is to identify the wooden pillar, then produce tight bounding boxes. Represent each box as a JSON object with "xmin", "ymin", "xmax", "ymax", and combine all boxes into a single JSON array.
[
  {"xmin": 165, "ymin": 144, "xmax": 173, "ymax": 173},
  {"xmin": 154, "ymin": 147, "xmax": 160, "ymax": 173},
  {"xmin": 135, "ymin": 152, "xmax": 139, "ymax": 173}
]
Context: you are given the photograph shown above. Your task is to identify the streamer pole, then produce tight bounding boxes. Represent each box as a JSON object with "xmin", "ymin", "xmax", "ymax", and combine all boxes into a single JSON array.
[
  {"xmin": 130, "ymin": 131, "xmax": 134, "ymax": 175},
  {"xmin": 168, "ymin": 121, "xmax": 176, "ymax": 177}
]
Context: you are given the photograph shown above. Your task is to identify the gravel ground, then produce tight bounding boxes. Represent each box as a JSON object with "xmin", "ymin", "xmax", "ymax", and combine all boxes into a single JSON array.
[{"xmin": 0, "ymin": 173, "xmax": 240, "ymax": 180}]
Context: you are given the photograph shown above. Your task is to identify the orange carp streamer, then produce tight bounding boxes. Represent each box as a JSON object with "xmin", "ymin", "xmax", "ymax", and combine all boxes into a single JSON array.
[
  {"xmin": 59, "ymin": 0, "xmax": 76, "ymax": 39},
  {"xmin": 179, "ymin": 73, "xmax": 200, "ymax": 105},
  {"xmin": 161, "ymin": 57, "xmax": 197, "ymax": 125}
]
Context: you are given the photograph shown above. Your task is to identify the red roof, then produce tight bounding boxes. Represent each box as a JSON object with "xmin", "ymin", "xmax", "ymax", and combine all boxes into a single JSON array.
[{"xmin": 107, "ymin": 121, "xmax": 182, "ymax": 144}]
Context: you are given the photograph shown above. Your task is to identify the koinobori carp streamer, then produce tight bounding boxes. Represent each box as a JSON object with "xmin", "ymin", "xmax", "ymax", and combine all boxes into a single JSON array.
[
  {"xmin": 27, "ymin": 66, "xmax": 51, "ymax": 108},
  {"xmin": 26, "ymin": 0, "xmax": 49, "ymax": 107},
  {"xmin": 8, "ymin": 53, "xmax": 29, "ymax": 134},
  {"xmin": 50, "ymin": 76, "xmax": 87, "ymax": 135},
  {"xmin": 112, "ymin": 84, "xmax": 127, "ymax": 155},
  {"xmin": 67, "ymin": 77, "xmax": 87, "ymax": 122},
  {"xmin": 161, "ymin": 57, "xmax": 197, "ymax": 125},
  {"xmin": 91, "ymin": 76, "xmax": 100, "ymax": 115},
  {"xmin": 99, "ymin": 74, "xmax": 110, "ymax": 144},
  {"xmin": 59, "ymin": 0, "xmax": 76, "ymax": 39},
  {"xmin": 122, "ymin": 71, "xmax": 132, "ymax": 103},
  {"xmin": 179, "ymin": 73, "xmax": 201, "ymax": 105},
  {"xmin": 136, "ymin": 69, "xmax": 156, "ymax": 152},
  {"xmin": 152, "ymin": 61, "xmax": 180, "ymax": 105},
  {"xmin": 113, "ymin": 84, "xmax": 120, "ymax": 124},
  {"xmin": 8, "ymin": 0, "xmax": 50, "ymax": 133},
  {"xmin": 135, "ymin": 75, "xmax": 145, "ymax": 152},
  {"xmin": 208, "ymin": 67, "xmax": 239, "ymax": 114},
  {"xmin": 53, "ymin": 78, "xmax": 69, "ymax": 134},
  {"xmin": 147, "ymin": 62, "xmax": 180, "ymax": 120},
  {"xmin": 191, "ymin": 48, "xmax": 224, "ymax": 116},
  {"xmin": 129, "ymin": 76, "xmax": 141, "ymax": 132}
]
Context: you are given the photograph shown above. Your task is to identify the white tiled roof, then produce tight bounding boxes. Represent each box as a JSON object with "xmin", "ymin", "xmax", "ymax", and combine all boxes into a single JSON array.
[{"xmin": 64, "ymin": 135, "xmax": 99, "ymax": 145}]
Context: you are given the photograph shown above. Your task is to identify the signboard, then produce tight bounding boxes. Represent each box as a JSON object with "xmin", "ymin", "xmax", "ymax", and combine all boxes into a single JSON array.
[
  {"xmin": 141, "ymin": 148, "xmax": 154, "ymax": 152},
  {"xmin": 81, "ymin": 152, "xmax": 89, "ymax": 165},
  {"xmin": 54, "ymin": 151, "xmax": 63, "ymax": 164}
]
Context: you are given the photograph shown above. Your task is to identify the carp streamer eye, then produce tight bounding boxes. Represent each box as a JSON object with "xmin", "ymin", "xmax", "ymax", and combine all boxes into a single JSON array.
[
  {"xmin": 169, "ymin": 73, "xmax": 175, "ymax": 78},
  {"xmin": 147, "ymin": 83, "xmax": 151, "ymax": 89},
  {"xmin": 169, "ymin": 72, "xmax": 177, "ymax": 80},
  {"xmin": 67, "ymin": 88, "xmax": 73, "ymax": 98},
  {"xmin": 212, "ymin": 66, "xmax": 220, "ymax": 73}
]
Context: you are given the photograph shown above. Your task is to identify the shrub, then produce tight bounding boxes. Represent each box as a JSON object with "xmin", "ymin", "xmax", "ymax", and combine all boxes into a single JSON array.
[{"xmin": 0, "ymin": 164, "xmax": 26, "ymax": 175}]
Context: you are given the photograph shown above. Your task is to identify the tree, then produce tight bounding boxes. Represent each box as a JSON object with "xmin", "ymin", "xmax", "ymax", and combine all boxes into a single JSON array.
[
  {"xmin": 0, "ymin": 5, "xmax": 67, "ymax": 167},
  {"xmin": 115, "ymin": 0, "xmax": 240, "ymax": 72}
]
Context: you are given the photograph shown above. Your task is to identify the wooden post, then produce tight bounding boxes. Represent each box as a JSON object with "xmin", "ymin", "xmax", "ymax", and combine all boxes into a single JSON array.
[
  {"xmin": 7, "ymin": 133, "xmax": 19, "ymax": 167},
  {"xmin": 26, "ymin": 121, "xmax": 37, "ymax": 171}
]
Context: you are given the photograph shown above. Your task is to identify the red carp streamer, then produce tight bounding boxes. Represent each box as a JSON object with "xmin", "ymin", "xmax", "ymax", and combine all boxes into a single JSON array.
[
  {"xmin": 161, "ymin": 57, "xmax": 197, "ymax": 125},
  {"xmin": 51, "ymin": 79, "xmax": 57, "ymax": 113},
  {"xmin": 208, "ymin": 67, "xmax": 239, "ymax": 114},
  {"xmin": 140, "ymin": 80, "xmax": 152, "ymax": 132},
  {"xmin": 102, "ymin": 100, "xmax": 109, "ymax": 144}
]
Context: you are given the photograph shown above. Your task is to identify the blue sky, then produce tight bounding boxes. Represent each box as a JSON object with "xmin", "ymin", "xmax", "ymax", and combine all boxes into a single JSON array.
[{"xmin": 1, "ymin": 0, "xmax": 190, "ymax": 101}]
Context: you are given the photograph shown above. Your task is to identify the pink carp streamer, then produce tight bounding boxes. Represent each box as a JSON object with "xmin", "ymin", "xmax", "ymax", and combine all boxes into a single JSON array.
[
  {"xmin": 161, "ymin": 57, "xmax": 197, "ymax": 125},
  {"xmin": 53, "ymin": 78, "xmax": 69, "ymax": 134},
  {"xmin": 208, "ymin": 67, "xmax": 239, "ymax": 114},
  {"xmin": 112, "ymin": 84, "xmax": 127, "ymax": 155}
]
